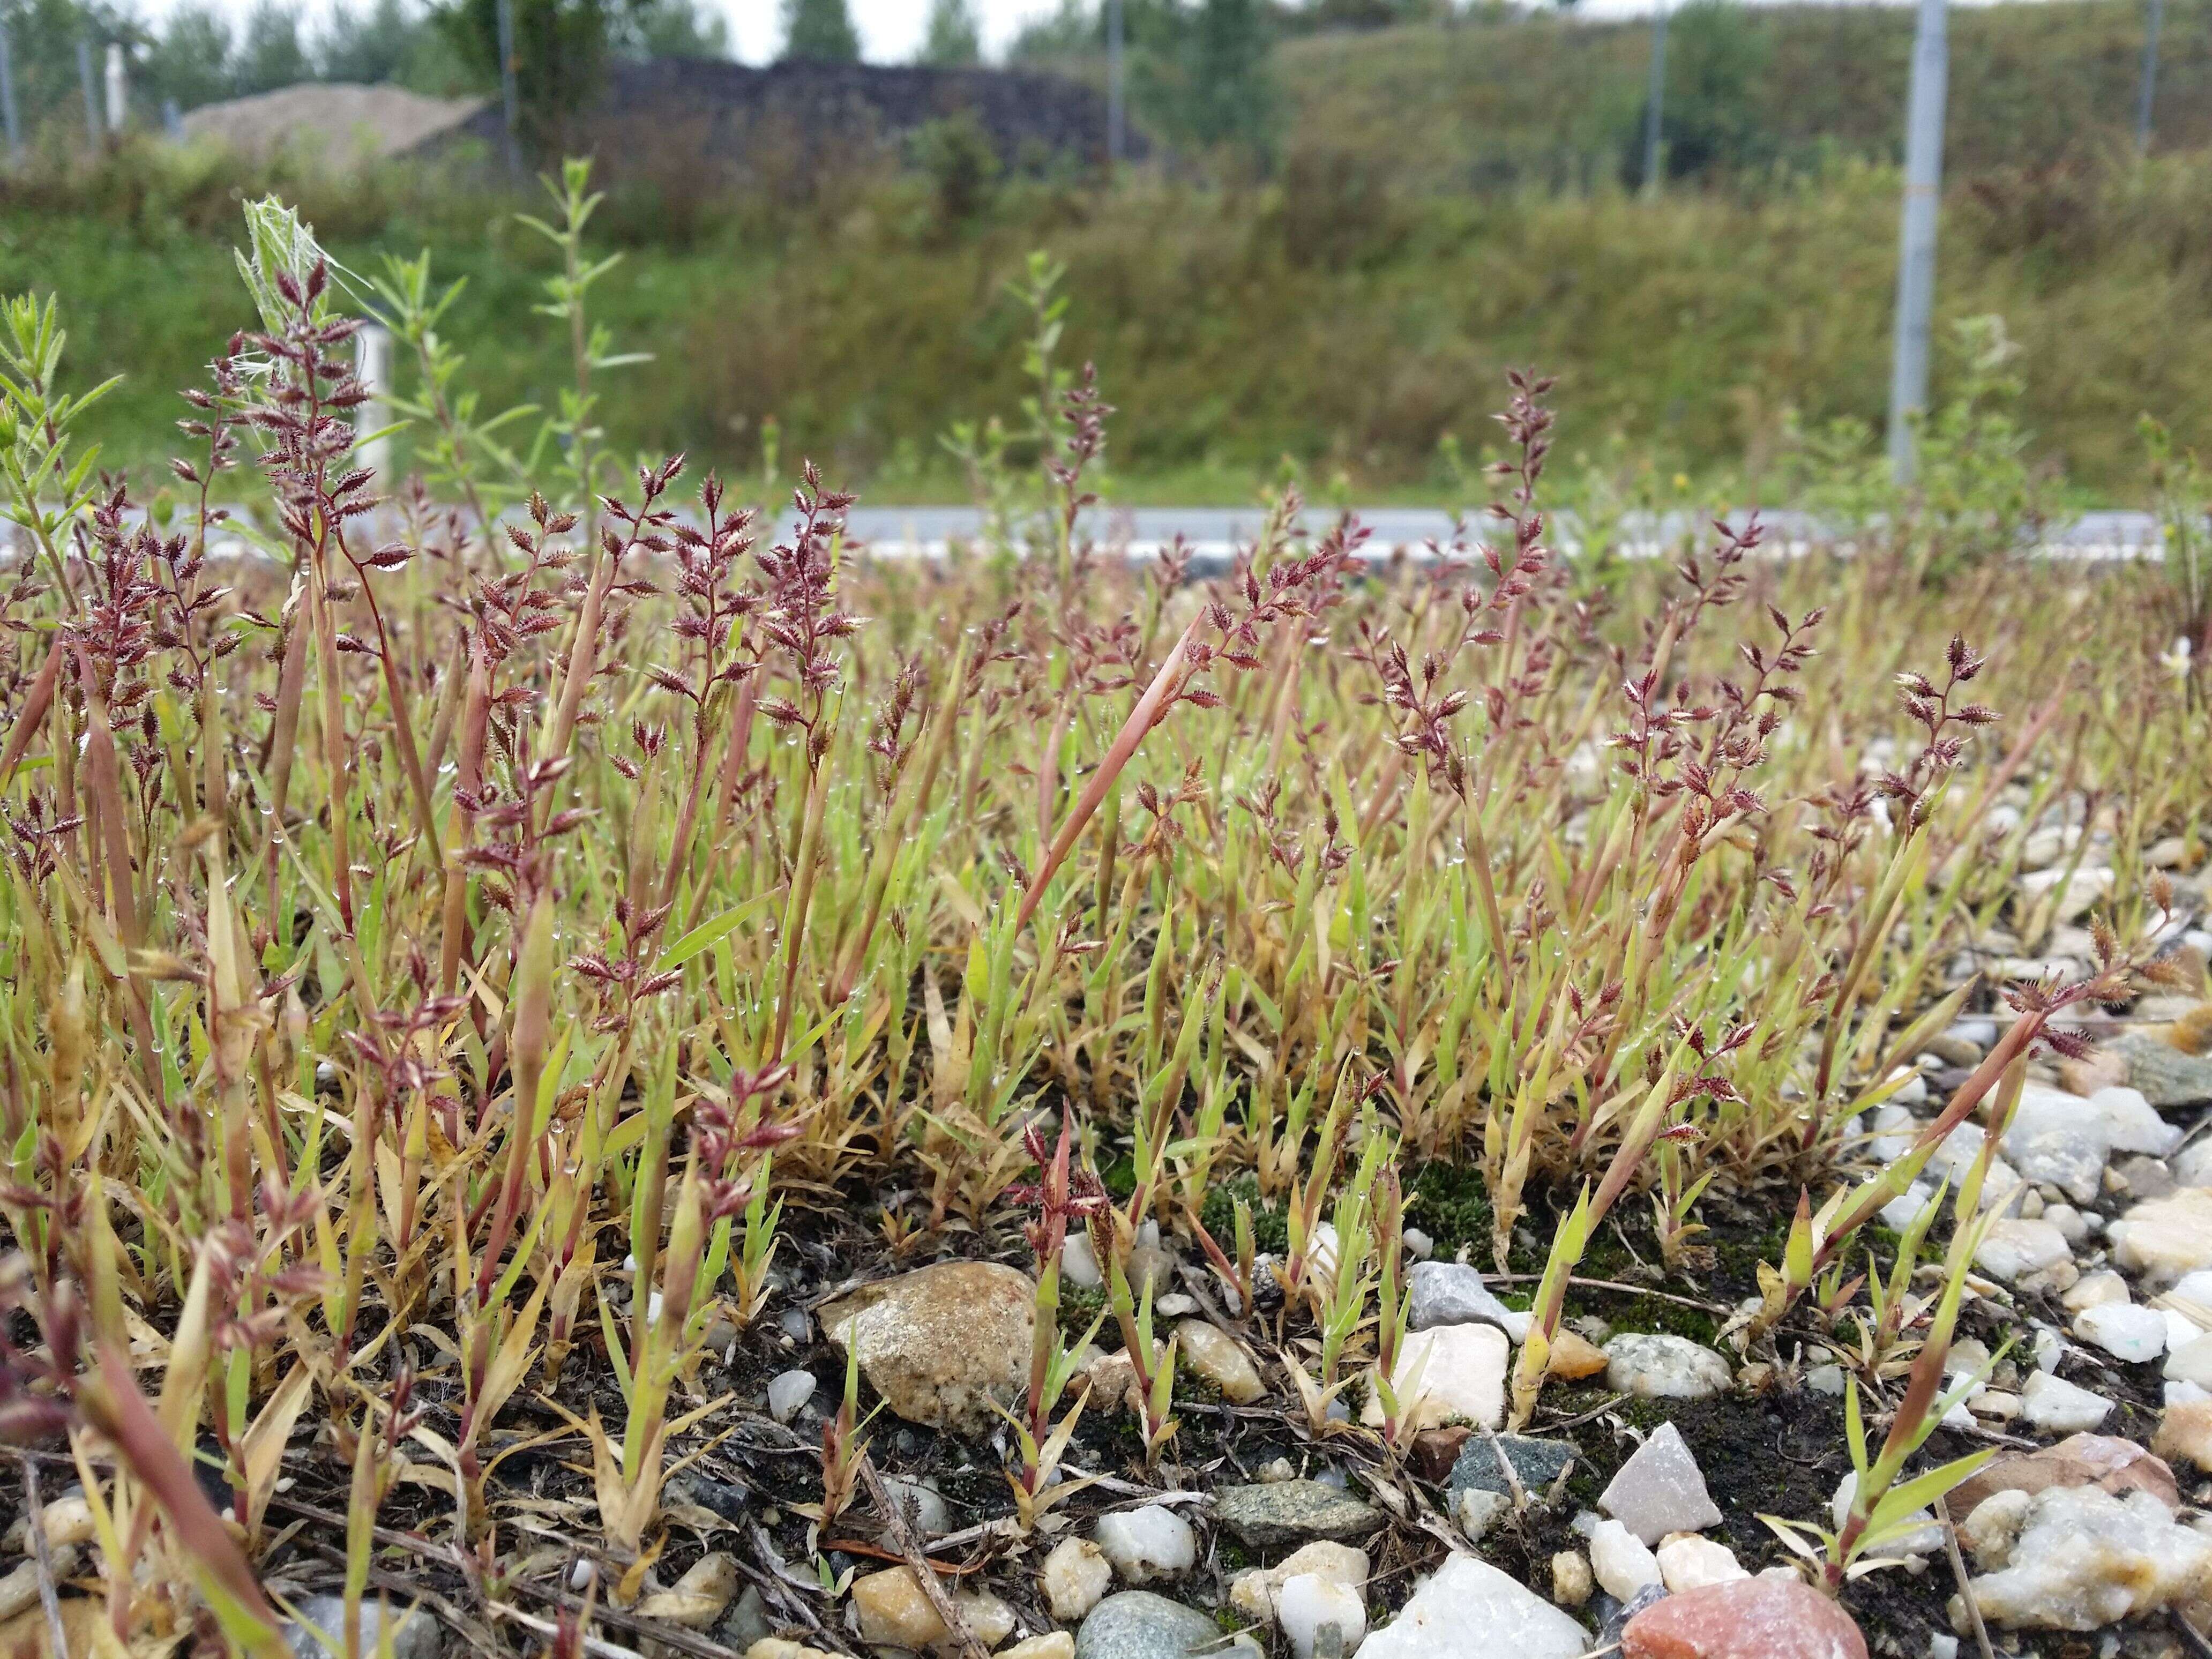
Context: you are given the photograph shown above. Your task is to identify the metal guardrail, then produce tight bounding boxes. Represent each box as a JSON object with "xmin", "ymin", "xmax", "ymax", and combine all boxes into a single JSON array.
[{"xmin": 2, "ymin": 504, "xmax": 2186, "ymax": 576}]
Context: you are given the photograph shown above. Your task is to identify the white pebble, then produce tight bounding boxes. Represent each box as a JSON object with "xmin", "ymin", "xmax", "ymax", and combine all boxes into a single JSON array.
[
  {"xmin": 1062, "ymin": 1231, "xmax": 1102, "ymax": 1289},
  {"xmin": 767, "ymin": 1369, "xmax": 814, "ymax": 1423},
  {"xmin": 2074, "ymin": 1303, "xmax": 2168, "ymax": 1363},
  {"xmin": 1276, "ymin": 1574, "xmax": 1366, "ymax": 1659},
  {"xmin": 1093, "ymin": 1505, "xmax": 1197, "ymax": 1585},
  {"xmin": 2021, "ymin": 1370, "xmax": 2113, "ymax": 1433},
  {"xmin": 2166, "ymin": 1332, "xmax": 2212, "ymax": 1388},
  {"xmin": 1587, "ymin": 1519, "xmax": 1661, "ymax": 1601},
  {"xmin": 1655, "ymin": 1535, "xmax": 1746, "ymax": 1593}
]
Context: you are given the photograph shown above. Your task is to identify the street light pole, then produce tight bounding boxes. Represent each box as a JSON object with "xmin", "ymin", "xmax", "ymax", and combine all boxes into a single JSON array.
[
  {"xmin": 1642, "ymin": 0, "xmax": 1668, "ymax": 192},
  {"xmin": 1886, "ymin": 0, "xmax": 1949, "ymax": 484},
  {"xmin": 2136, "ymin": 0, "xmax": 2164, "ymax": 152},
  {"xmin": 0, "ymin": 17, "xmax": 21, "ymax": 165},
  {"xmin": 496, "ymin": 0, "xmax": 521, "ymax": 180},
  {"xmin": 1107, "ymin": 0, "xmax": 1125, "ymax": 166},
  {"xmin": 76, "ymin": 38, "xmax": 100, "ymax": 149}
]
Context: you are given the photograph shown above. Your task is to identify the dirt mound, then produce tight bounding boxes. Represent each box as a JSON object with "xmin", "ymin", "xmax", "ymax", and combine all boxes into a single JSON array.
[{"xmin": 180, "ymin": 82, "xmax": 484, "ymax": 162}]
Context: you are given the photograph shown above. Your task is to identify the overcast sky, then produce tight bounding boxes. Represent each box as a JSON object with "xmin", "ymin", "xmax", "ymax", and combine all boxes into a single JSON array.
[{"xmin": 720, "ymin": 0, "xmax": 1062, "ymax": 64}]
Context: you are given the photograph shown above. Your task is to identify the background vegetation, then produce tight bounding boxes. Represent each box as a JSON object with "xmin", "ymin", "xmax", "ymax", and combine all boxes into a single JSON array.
[{"xmin": 0, "ymin": 0, "xmax": 2204, "ymax": 500}]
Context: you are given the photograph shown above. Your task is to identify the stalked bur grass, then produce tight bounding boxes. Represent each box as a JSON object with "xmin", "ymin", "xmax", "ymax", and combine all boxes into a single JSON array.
[{"xmin": 0, "ymin": 162, "xmax": 2201, "ymax": 1640}]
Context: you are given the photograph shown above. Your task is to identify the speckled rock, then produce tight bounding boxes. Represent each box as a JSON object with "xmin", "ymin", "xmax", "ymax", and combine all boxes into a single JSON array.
[
  {"xmin": 1075, "ymin": 1594, "xmax": 1241, "ymax": 1659},
  {"xmin": 820, "ymin": 1262, "xmax": 1034, "ymax": 1434},
  {"xmin": 1954, "ymin": 1485, "xmax": 2212, "ymax": 1631},
  {"xmin": 1445, "ymin": 1435, "xmax": 1576, "ymax": 1500},
  {"xmin": 1212, "ymin": 1480, "xmax": 1384, "ymax": 1549},
  {"xmin": 1603, "ymin": 1335, "xmax": 1730, "ymax": 1401}
]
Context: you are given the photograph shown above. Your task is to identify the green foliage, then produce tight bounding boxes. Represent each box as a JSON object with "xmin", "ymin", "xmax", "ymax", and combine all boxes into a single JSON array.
[
  {"xmin": 435, "ymin": 0, "xmax": 610, "ymax": 148},
  {"xmin": 231, "ymin": 0, "xmax": 311, "ymax": 94},
  {"xmin": 781, "ymin": 0, "xmax": 859, "ymax": 62},
  {"xmin": 1277, "ymin": 0, "xmax": 2212, "ymax": 194},
  {"xmin": 142, "ymin": 5, "xmax": 235, "ymax": 111},
  {"xmin": 1783, "ymin": 316, "xmax": 2049, "ymax": 578},
  {"xmin": 920, "ymin": 0, "xmax": 982, "ymax": 66},
  {"xmin": 910, "ymin": 109, "xmax": 1001, "ymax": 225},
  {"xmin": 13, "ymin": 142, "xmax": 2212, "ymax": 499},
  {"xmin": 1623, "ymin": 0, "xmax": 1774, "ymax": 187},
  {"xmin": 0, "ymin": 0, "xmax": 133, "ymax": 140}
]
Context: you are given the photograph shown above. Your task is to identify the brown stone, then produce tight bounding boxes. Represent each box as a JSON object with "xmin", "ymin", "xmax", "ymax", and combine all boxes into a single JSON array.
[
  {"xmin": 1622, "ymin": 1576, "xmax": 1868, "ymax": 1659},
  {"xmin": 1546, "ymin": 1328, "xmax": 1610, "ymax": 1380},
  {"xmin": 1950, "ymin": 1433, "xmax": 2180, "ymax": 1516},
  {"xmin": 2153, "ymin": 1399, "xmax": 2212, "ymax": 1473},
  {"xmin": 1410, "ymin": 1426, "xmax": 1474, "ymax": 1483},
  {"xmin": 849, "ymin": 1567, "xmax": 1016, "ymax": 1655},
  {"xmin": 820, "ymin": 1262, "xmax": 1035, "ymax": 1435},
  {"xmin": 2171, "ymin": 1002, "xmax": 2212, "ymax": 1056}
]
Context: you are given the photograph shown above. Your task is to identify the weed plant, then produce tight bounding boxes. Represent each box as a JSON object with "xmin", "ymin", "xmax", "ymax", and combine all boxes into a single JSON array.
[{"xmin": 0, "ymin": 170, "xmax": 2201, "ymax": 1649}]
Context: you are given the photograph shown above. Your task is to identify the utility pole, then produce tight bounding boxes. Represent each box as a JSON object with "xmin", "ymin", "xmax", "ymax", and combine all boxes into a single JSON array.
[
  {"xmin": 496, "ymin": 0, "xmax": 521, "ymax": 180},
  {"xmin": 103, "ymin": 42, "xmax": 125, "ymax": 133},
  {"xmin": 1107, "ymin": 0, "xmax": 1125, "ymax": 166},
  {"xmin": 1886, "ymin": 0, "xmax": 1948, "ymax": 484},
  {"xmin": 2136, "ymin": 0, "xmax": 2164, "ymax": 152},
  {"xmin": 1641, "ymin": 0, "xmax": 1668, "ymax": 193},
  {"xmin": 356, "ymin": 323, "xmax": 394, "ymax": 489},
  {"xmin": 76, "ymin": 38, "xmax": 100, "ymax": 149},
  {"xmin": 0, "ymin": 16, "xmax": 21, "ymax": 166}
]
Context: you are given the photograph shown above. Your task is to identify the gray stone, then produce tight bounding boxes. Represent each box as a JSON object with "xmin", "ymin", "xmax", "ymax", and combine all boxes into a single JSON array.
[
  {"xmin": 1443, "ymin": 1435, "xmax": 1576, "ymax": 1499},
  {"xmin": 1406, "ymin": 1261, "xmax": 1519, "ymax": 1333},
  {"xmin": 1602, "ymin": 1333, "xmax": 1731, "ymax": 1400},
  {"xmin": 2106, "ymin": 1033, "xmax": 2212, "ymax": 1109},
  {"xmin": 285, "ymin": 1597, "xmax": 442, "ymax": 1659},
  {"xmin": 768, "ymin": 1368, "xmax": 815, "ymax": 1423},
  {"xmin": 715, "ymin": 1587, "xmax": 774, "ymax": 1655},
  {"xmin": 2007, "ymin": 1123, "xmax": 2109, "ymax": 1206},
  {"xmin": 2116, "ymin": 1155, "xmax": 2177, "ymax": 1201},
  {"xmin": 1210, "ymin": 1479, "xmax": 1385, "ymax": 1549},
  {"xmin": 1598, "ymin": 1583, "xmax": 1668, "ymax": 1648},
  {"xmin": 1075, "ymin": 1593, "xmax": 1232, "ymax": 1659},
  {"xmin": 881, "ymin": 1475, "xmax": 948, "ymax": 1535},
  {"xmin": 1598, "ymin": 1422, "xmax": 1724, "ymax": 1545}
]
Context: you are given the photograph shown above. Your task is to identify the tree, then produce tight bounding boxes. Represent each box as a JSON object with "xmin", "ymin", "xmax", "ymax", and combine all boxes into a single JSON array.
[
  {"xmin": 0, "ymin": 0, "xmax": 132, "ymax": 136},
  {"xmin": 142, "ymin": 3, "xmax": 233, "ymax": 110},
  {"xmin": 318, "ymin": 0, "xmax": 424, "ymax": 83},
  {"xmin": 614, "ymin": 0, "xmax": 727, "ymax": 58},
  {"xmin": 436, "ymin": 0, "xmax": 610, "ymax": 145},
  {"xmin": 232, "ymin": 0, "xmax": 310, "ymax": 92},
  {"xmin": 1180, "ymin": 0, "xmax": 1271, "ymax": 154},
  {"xmin": 1621, "ymin": 0, "xmax": 1770, "ymax": 186},
  {"xmin": 780, "ymin": 0, "xmax": 858, "ymax": 62},
  {"xmin": 920, "ymin": 0, "xmax": 980, "ymax": 65}
]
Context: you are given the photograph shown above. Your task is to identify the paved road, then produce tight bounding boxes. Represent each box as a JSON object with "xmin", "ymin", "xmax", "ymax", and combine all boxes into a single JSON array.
[
  {"xmin": 13, "ymin": 504, "xmax": 2174, "ymax": 573},
  {"xmin": 826, "ymin": 505, "xmax": 2170, "ymax": 564}
]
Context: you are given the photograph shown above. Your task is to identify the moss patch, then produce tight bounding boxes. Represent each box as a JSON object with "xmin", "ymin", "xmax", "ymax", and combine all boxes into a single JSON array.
[{"xmin": 1403, "ymin": 1160, "xmax": 1492, "ymax": 1258}]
